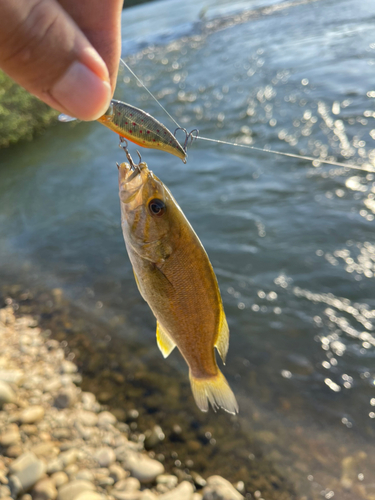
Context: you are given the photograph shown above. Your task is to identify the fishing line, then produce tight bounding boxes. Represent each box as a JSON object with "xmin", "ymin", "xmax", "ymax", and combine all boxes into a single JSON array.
[
  {"xmin": 120, "ymin": 58, "xmax": 181, "ymax": 130},
  {"xmin": 195, "ymin": 136, "xmax": 375, "ymax": 173},
  {"xmin": 119, "ymin": 58, "xmax": 375, "ymax": 174}
]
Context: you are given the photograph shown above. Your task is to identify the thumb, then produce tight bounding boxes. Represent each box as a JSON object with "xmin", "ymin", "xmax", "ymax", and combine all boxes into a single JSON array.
[{"xmin": 0, "ymin": 0, "xmax": 112, "ymax": 121}]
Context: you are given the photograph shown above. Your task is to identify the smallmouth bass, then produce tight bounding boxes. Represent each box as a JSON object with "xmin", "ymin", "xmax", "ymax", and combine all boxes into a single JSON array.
[{"xmin": 118, "ymin": 160, "xmax": 238, "ymax": 414}]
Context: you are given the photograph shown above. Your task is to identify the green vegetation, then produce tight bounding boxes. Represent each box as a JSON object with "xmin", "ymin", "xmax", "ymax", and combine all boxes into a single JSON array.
[{"xmin": 0, "ymin": 71, "xmax": 58, "ymax": 149}]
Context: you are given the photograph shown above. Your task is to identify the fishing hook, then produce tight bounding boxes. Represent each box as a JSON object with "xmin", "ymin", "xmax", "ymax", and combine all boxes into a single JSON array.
[
  {"xmin": 174, "ymin": 127, "xmax": 200, "ymax": 152},
  {"xmin": 119, "ymin": 136, "xmax": 137, "ymax": 170},
  {"xmin": 118, "ymin": 136, "xmax": 143, "ymax": 179}
]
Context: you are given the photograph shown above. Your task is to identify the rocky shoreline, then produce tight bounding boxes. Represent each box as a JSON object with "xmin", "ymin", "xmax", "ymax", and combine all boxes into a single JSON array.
[{"xmin": 0, "ymin": 304, "xmax": 246, "ymax": 500}]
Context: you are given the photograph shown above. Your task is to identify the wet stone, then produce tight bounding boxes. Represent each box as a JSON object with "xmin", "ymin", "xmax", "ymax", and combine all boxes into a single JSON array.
[
  {"xmin": 0, "ymin": 381, "xmax": 16, "ymax": 408},
  {"xmin": 159, "ymin": 481, "xmax": 194, "ymax": 500},
  {"xmin": 19, "ymin": 406, "xmax": 45, "ymax": 424},
  {"xmin": 203, "ymin": 476, "xmax": 244, "ymax": 500},
  {"xmin": 125, "ymin": 454, "xmax": 164, "ymax": 483},
  {"xmin": 54, "ymin": 387, "xmax": 77, "ymax": 409},
  {"xmin": 144, "ymin": 426, "xmax": 165, "ymax": 450}
]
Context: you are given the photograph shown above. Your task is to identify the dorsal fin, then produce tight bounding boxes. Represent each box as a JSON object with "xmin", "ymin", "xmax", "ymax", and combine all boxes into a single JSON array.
[
  {"xmin": 215, "ymin": 310, "xmax": 229, "ymax": 364},
  {"xmin": 156, "ymin": 322, "xmax": 176, "ymax": 358}
]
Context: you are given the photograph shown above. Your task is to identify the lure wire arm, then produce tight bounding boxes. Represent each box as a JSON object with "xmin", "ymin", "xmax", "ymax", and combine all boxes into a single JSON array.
[{"xmin": 174, "ymin": 127, "xmax": 199, "ymax": 152}]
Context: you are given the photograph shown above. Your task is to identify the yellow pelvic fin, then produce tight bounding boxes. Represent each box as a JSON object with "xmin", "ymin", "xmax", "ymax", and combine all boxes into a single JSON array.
[
  {"xmin": 156, "ymin": 322, "xmax": 176, "ymax": 359},
  {"xmin": 215, "ymin": 311, "xmax": 229, "ymax": 364},
  {"xmin": 189, "ymin": 369, "xmax": 238, "ymax": 415}
]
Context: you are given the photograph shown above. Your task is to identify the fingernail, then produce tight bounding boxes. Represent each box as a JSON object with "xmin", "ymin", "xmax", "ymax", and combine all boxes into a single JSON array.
[{"xmin": 52, "ymin": 61, "xmax": 112, "ymax": 121}]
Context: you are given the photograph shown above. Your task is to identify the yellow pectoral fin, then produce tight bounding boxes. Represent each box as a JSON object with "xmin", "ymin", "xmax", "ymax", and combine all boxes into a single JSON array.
[
  {"xmin": 156, "ymin": 322, "xmax": 176, "ymax": 358},
  {"xmin": 215, "ymin": 309, "xmax": 229, "ymax": 365}
]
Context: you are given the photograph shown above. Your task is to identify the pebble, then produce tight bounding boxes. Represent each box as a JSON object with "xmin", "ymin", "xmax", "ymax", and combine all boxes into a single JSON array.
[
  {"xmin": 159, "ymin": 481, "xmax": 194, "ymax": 500},
  {"xmin": 0, "ymin": 381, "xmax": 16, "ymax": 408},
  {"xmin": 114, "ymin": 477, "xmax": 141, "ymax": 492},
  {"xmin": 31, "ymin": 442, "xmax": 57, "ymax": 459},
  {"xmin": 56, "ymin": 480, "xmax": 95, "ymax": 500},
  {"xmin": 94, "ymin": 447, "xmax": 116, "ymax": 468},
  {"xmin": 76, "ymin": 411, "xmax": 98, "ymax": 427},
  {"xmin": 156, "ymin": 475, "xmax": 178, "ymax": 489},
  {"xmin": 202, "ymin": 476, "xmax": 244, "ymax": 500},
  {"xmin": 144, "ymin": 426, "xmax": 165, "ymax": 449},
  {"xmin": 46, "ymin": 458, "xmax": 64, "ymax": 475},
  {"xmin": 97, "ymin": 411, "xmax": 117, "ymax": 428},
  {"xmin": 19, "ymin": 406, "xmax": 45, "ymax": 424},
  {"xmin": 60, "ymin": 360, "xmax": 78, "ymax": 374},
  {"xmin": 59, "ymin": 449, "xmax": 78, "ymax": 467},
  {"xmin": 125, "ymin": 454, "xmax": 164, "ymax": 483},
  {"xmin": 74, "ymin": 493, "xmax": 104, "ymax": 500},
  {"xmin": 32, "ymin": 478, "xmax": 58, "ymax": 500},
  {"xmin": 75, "ymin": 470, "xmax": 95, "ymax": 482},
  {"xmin": 140, "ymin": 492, "xmax": 158, "ymax": 500},
  {"xmin": 9, "ymin": 453, "xmax": 46, "ymax": 496},
  {"xmin": 5, "ymin": 445, "xmax": 23, "ymax": 458},
  {"xmin": 51, "ymin": 472, "xmax": 69, "ymax": 488},
  {"xmin": 0, "ymin": 306, "xmax": 244, "ymax": 500},
  {"xmin": 109, "ymin": 464, "xmax": 127, "ymax": 483},
  {"xmin": 54, "ymin": 387, "xmax": 77, "ymax": 409},
  {"xmin": 112, "ymin": 491, "xmax": 142, "ymax": 500},
  {"xmin": 0, "ymin": 369, "xmax": 24, "ymax": 384},
  {"xmin": 0, "ymin": 485, "xmax": 11, "ymax": 497}
]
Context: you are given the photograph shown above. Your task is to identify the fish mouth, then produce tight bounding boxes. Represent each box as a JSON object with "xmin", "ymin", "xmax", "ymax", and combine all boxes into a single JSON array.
[{"xmin": 118, "ymin": 161, "xmax": 148, "ymax": 204}]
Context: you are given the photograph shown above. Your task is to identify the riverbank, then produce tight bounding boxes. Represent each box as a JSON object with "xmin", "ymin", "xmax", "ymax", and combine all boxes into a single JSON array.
[
  {"xmin": 0, "ymin": 303, "xmax": 247, "ymax": 500},
  {"xmin": 0, "ymin": 72, "xmax": 58, "ymax": 149}
]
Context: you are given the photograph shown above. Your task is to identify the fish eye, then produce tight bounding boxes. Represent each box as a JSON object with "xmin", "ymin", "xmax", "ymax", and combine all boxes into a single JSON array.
[{"xmin": 148, "ymin": 198, "xmax": 166, "ymax": 217}]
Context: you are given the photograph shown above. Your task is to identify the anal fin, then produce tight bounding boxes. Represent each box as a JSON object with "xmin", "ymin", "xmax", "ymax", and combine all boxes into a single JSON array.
[
  {"xmin": 215, "ymin": 311, "xmax": 229, "ymax": 364},
  {"xmin": 156, "ymin": 322, "xmax": 176, "ymax": 358}
]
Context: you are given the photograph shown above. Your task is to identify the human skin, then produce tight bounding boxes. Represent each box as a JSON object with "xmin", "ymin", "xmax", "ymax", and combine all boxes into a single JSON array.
[{"xmin": 0, "ymin": 0, "xmax": 123, "ymax": 121}]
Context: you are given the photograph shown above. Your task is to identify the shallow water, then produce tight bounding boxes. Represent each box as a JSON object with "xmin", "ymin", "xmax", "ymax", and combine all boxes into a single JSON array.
[{"xmin": 1, "ymin": 0, "xmax": 375, "ymax": 497}]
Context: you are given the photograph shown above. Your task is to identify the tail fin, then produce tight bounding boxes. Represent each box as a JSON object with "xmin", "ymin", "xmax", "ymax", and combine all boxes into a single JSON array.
[{"xmin": 189, "ymin": 370, "xmax": 239, "ymax": 415}]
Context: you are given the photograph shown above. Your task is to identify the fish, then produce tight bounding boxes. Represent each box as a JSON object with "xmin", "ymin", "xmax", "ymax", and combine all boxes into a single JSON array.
[
  {"xmin": 118, "ymin": 158, "xmax": 238, "ymax": 414},
  {"xmin": 58, "ymin": 99, "xmax": 187, "ymax": 163}
]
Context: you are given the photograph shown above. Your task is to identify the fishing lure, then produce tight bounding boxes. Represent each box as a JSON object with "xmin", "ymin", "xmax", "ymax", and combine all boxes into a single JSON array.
[{"xmin": 59, "ymin": 99, "xmax": 190, "ymax": 163}]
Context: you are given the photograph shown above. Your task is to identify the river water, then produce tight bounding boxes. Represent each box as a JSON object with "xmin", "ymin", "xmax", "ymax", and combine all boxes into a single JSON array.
[{"xmin": 1, "ymin": 0, "xmax": 375, "ymax": 498}]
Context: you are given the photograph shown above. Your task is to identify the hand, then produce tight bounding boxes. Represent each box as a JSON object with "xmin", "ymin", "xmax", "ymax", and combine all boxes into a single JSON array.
[{"xmin": 0, "ymin": 0, "xmax": 123, "ymax": 121}]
